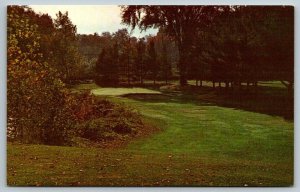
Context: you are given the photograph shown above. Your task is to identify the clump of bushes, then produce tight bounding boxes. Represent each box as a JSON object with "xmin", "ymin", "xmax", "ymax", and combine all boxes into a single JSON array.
[
  {"xmin": 73, "ymin": 93, "xmax": 143, "ymax": 143},
  {"xmin": 8, "ymin": 90, "xmax": 144, "ymax": 146}
]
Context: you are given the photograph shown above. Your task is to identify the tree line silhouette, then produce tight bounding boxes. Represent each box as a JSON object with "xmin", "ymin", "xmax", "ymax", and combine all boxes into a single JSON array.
[
  {"xmin": 116, "ymin": 6, "xmax": 293, "ymax": 89},
  {"xmin": 74, "ymin": 6, "xmax": 294, "ymax": 90}
]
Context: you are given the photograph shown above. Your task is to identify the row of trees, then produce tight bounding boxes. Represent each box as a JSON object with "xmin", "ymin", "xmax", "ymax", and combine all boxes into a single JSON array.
[
  {"xmin": 121, "ymin": 6, "xmax": 294, "ymax": 89},
  {"xmin": 94, "ymin": 29, "xmax": 175, "ymax": 86}
]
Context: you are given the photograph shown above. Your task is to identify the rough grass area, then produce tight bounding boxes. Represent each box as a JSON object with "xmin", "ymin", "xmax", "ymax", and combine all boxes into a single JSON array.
[
  {"xmin": 7, "ymin": 82, "xmax": 294, "ymax": 186},
  {"xmin": 91, "ymin": 87, "xmax": 161, "ymax": 96},
  {"xmin": 7, "ymin": 144, "xmax": 292, "ymax": 186}
]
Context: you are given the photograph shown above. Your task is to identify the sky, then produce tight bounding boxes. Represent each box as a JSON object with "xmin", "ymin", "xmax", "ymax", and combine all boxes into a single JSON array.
[{"xmin": 30, "ymin": 5, "xmax": 158, "ymax": 37}]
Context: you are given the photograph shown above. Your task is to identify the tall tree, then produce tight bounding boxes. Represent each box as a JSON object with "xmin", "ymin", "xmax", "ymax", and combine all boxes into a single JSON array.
[
  {"xmin": 7, "ymin": 6, "xmax": 73, "ymax": 144},
  {"xmin": 147, "ymin": 40, "xmax": 158, "ymax": 84},
  {"xmin": 196, "ymin": 6, "xmax": 294, "ymax": 89},
  {"xmin": 53, "ymin": 11, "xmax": 83, "ymax": 83},
  {"xmin": 95, "ymin": 45, "xmax": 119, "ymax": 86},
  {"xmin": 121, "ymin": 6, "xmax": 225, "ymax": 85},
  {"xmin": 161, "ymin": 40, "xmax": 171, "ymax": 84},
  {"xmin": 136, "ymin": 37, "xmax": 147, "ymax": 84},
  {"xmin": 112, "ymin": 28, "xmax": 131, "ymax": 84}
]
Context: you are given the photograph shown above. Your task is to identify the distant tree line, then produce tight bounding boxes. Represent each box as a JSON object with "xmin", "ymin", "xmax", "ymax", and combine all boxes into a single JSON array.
[
  {"xmin": 121, "ymin": 6, "xmax": 294, "ymax": 89},
  {"xmin": 92, "ymin": 29, "xmax": 176, "ymax": 86}
]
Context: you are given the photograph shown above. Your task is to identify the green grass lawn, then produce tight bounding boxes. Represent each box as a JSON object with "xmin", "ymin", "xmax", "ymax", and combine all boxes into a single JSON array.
[
  {"xmin": 7, "ymin": 83, "xmax": 294, "ymax": 186},
  {"xmin": 91, "ymin": 87, "xmax": 161, "ymax": 96}
]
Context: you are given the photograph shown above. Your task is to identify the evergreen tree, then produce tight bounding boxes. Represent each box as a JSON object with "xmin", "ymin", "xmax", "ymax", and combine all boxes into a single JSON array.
[{"xmin": 148, "ymin": 40, "xmax": 158, "ymax": 84}]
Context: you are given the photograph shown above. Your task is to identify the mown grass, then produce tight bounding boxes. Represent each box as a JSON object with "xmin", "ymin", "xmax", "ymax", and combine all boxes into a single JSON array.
[
  {"xmin": 119, "ymin": 96, "xmax": 293, "ymax": 163},
  {"xmin": 7, "ymin": 82, "xmax": 294, "ymax": 186},
  {"xmin": 91, "ymin": 87, "xmax": 161, "ymax": 96}
]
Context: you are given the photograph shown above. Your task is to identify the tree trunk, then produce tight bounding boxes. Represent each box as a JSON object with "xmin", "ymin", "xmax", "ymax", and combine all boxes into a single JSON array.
[
  {"xmin": 178, "ymin": 43, "xmax": 187, "ymax": 86},
  {"xmin": 165, "ymin": 72, "xmax": 168, "ymax": 84},
  {"xmin": 127, "ymin": 73, "xmax": 130, "ymax": 85},
  {"xmin": 179, "ymin": 73, "xmax": 187, "ymax": 86},
  {"xmin": 140, "ymin": 69, "xmax": 143, "ymax": 85}
]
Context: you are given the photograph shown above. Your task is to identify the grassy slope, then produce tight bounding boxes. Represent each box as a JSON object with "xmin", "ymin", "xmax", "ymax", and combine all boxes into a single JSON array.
[
  {"xmin": 120, "ymin": 97, "xmax": 293, "ymax": 162},
  {"xmin": 7, "ymin": 82, "xmax": 294, "ymax": 186}
]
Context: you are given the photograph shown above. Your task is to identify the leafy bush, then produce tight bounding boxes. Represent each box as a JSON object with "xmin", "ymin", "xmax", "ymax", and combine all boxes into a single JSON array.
[
  {"xmin": 75, "ymin": 118, "xmax": 115, "ymax": 141},
  {"xmin": 7, "ymin": 6, "xmax": 72, "ymax": 145},
  {"xmin": 74, "ymin": 96, "xmax": 143, "ymax": 142}
]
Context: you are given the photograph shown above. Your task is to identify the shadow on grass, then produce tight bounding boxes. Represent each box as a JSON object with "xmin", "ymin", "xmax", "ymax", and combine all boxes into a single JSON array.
[{"xmin": 123, "ymin": 85, "xmax": 294, "ymax": 121}]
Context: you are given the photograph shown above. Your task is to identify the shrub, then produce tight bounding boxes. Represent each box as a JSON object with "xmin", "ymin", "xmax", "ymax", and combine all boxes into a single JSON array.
[
  {"xmin": 75, "ymin": 118, "xmax": 115, "ymax": 141},
  {"xmin": 74, "ymin": 98, "xmax": 143, "ymax": 142},
  {"xmin": 7, "ymin": 6, "xmax": 74, "ymax": 145}
]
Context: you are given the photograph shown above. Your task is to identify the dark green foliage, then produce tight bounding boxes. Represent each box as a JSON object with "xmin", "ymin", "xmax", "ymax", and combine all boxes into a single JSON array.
[
  {"xmin": 7, "ymin": 5, "xmax": 73, "ymax": 145},
  {"xmin": 76, "ymin": 115, "xmax": 139, "ymax": 141},
  {"xmin": 78, "ymin": 29, "xmax": 177, "ymax": 85},
  {"xmin": 147, "ymin": 40, "xmax": 159, "ymax": 84},
  {"xmin": 135, "ymin": 38, "xmax": 147, "ymax": 84},
  {"xmin": 74, "ymin": 96, "xmax": 143, "ymax": 142},
  {"xmin": 160, "ymin": 41, "xmax": 171, "ymax": 83},
  {"xmin": 121, "ymin": 6, "xmax": 294, "ymax": 89},
  {"xmin": 198, "ymin": 6, "xmax": 293, "ymax": 88},
  {"xmin": 95, "ymin": 47, "xmax": 119, "ymax": 86},
  {"xmin": 52, "ymin": 11, "xmax": 84, "ymax": 83},
  {"xmin": 154, "ymin": 30, "xmax": 174, "ymax": 83},
  {"xmin": 75, "ymin": 118, "xmax": 117, "ymax": 141},
  {"xmin": 121, "ymin": 6, "xmax": 223, "ymax": 85}
]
